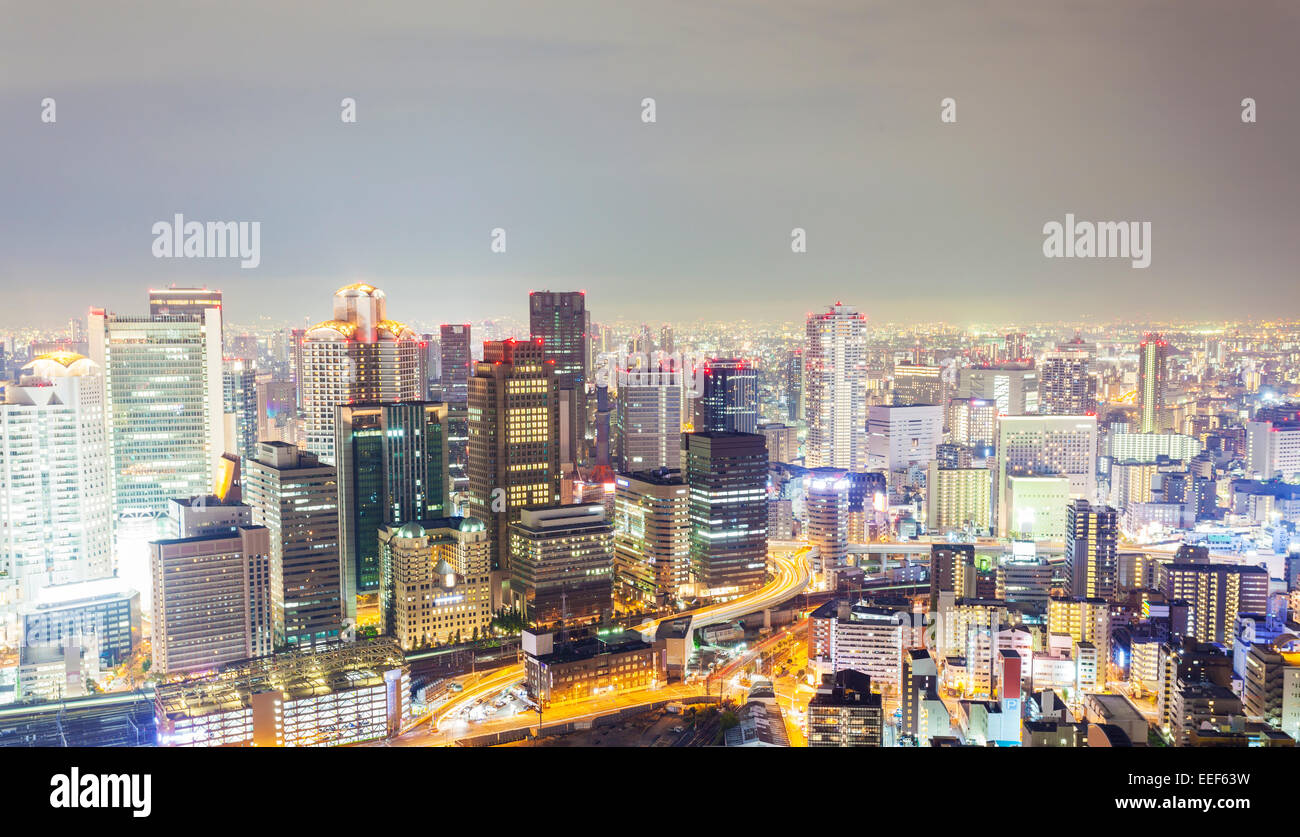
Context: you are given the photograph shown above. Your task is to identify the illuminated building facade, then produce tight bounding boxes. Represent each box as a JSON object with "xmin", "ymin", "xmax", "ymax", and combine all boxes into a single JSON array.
[
  {"xmin": 1138, "ymin": 333, "xmax": 1169, "ymax": 434},
  {"xmin": 694, "ymin": 358, "xmax": 759, "ymax": 435},
  {"xmin": 804, "ymin": 303, "xmax": 868, "ymax": 470},
  {"xmin": 613, "ymin": 469, "xmax": 690, "ymax": 605},
  {"xmin": 686, "ymin": 432, "xmax": 768, "ymax": 598},
  {"xmin": 509, "ymin": 503, "xmax": 614, "ymax": 627},
  {"xmin": 300, "ymin": 284, "xmax": 424, "ymax": 464}
]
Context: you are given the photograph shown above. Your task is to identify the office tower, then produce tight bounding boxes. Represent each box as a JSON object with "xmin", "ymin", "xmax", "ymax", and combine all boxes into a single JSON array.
[
  {"xmin": 1245, "ymin": 416, "xmax": 1300, "ymax": 481},
  {"xmin": 1065, "ymin": 499, "xmax": 1119, "ymax": 600},
  {"xmin": 613, "ymin": 470, "xmax": 690, "ymax": 606},
  {"xmin": 945, "ymin": 397, "xmax": 996, "ymax": 448},
  {"xmin": 1108, "ymin": 429, "xmax": 1202, "ymax": 463},
  {"xmin": 168, "ymin": 494, "xmax": 252, "ymax": 539},
  {"xmin": 0, "ymin": 353, "xmax": 112, "ymax": 599},
  {"xmin": 996, "ymin": 557, "xmax": 1053, "ymax": 608},
  {"xmin": 892, "ymin": 363, "xmax": 944, "ymax": 405},
  {"xmin": 300, "ymin": 284, "xmax": 423, "ymax": 463},
  {"xmin": 784, "ymin": 349, "xmax": 803, "ymax": 422},
  {"xmin": 658, "ymin": 324, "xmax": 674, "ymax": 355},
  {"xmin": 867, "ymin": 404, "xmax": 944, "ymax": 471},
  {"xmin": 615, "ymin": 368, "xmax": 682, "ymax": 471},
  {"xmin": 439, "ymin": 324, "xmax": 471, "ymax": 404},
  {"xmin": 378, "ymin": 519, "xmax": 492, "ymax": 648},
  {"xmin": 466, "ymin": 339, "xmax": 561, "ymax": 590},
  {"xmin": 958, "ymin": 364, "xmax": 1038, "ymax": 416},
  {"xmin": 807, "ymin": 669, "xmax": 883, "ymax": 747},
  {"xmin": 335, "ymin": 402, "xmax": 448, "ymax": 616},
  {"xmin": 686, "ymin": 432, "xmax": 768, "ymax": 597},
  {"xmin": 757, "ymin": 422, "xmax": 799, "ymax": 464},
  {"xmin": 148, "ymin": 285, "xmax": 222, "ymax": 322},
  {"xmin": 509, "ymin": 504, "xmax": 614, "ymax": 627},
  {"xmin": 1039, "ymin": 350, "xmax": 1097, "ymax": 416},
  {"xmin": 89, "ymin": 304, "xmax": 224, "ymax": 518},
  {"xmin": 420, "ymin": 333, "xmax": 440, "ymax": 399},
  {"xmin": 804, "ymin": 470, "xmax": 850, "ymax": 575},
  {"xmin": 244, "ymin": 442, "xmax": 343, "ymax": 647},
  {"xmin": 694, "ymin": 358, "xmax": 759, "ymax": 435},
  {"xmin": 530, "ymin": 291, "xmax": 589, "ymax": 468},
  {"xmin": 1159, "ymin": 560, "xmax": 1270, "ymax": 645},
  {"xmin": 149, "ymin": 526, "xmax": 274, "ymax": 675},
  {"xmin": 1138, "ymin": 333, "xmax": 1168, "ymax": 434},
  {"xmin": 926, "ymin": 462, "xmax": 992, "ymax": 534},
  {"xmin": 288, "ymin": 326, "xmax": 306, "ymax": 410},
  {"xmin": 804, "ymin": 303, "xmax": 868, "ymax": 469},
  {"xmin": 19, "ymin": 578, "xmax": 141, "ymax": 667},
  {"xmin": 929, "ymin": 543, "xmax": 976, "ymax": 610},
  {"xmin": 222, "ymin": 357, "xmax": 258, "ymax": 462},
  {"xmin": 995, "ymin": 415, "xmax": 1098, "ymax": 537}
]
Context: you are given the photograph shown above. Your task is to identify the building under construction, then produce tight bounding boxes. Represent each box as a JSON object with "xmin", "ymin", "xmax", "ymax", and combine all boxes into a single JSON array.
[{"xmin": 154, "ymin": 639, "xmax": 410, "ymax": 747}]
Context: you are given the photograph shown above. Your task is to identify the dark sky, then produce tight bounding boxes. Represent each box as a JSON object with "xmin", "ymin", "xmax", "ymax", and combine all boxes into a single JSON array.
[{"xmin": 2, "ymin": 0, "xmax": 1297, "ymax": 329}]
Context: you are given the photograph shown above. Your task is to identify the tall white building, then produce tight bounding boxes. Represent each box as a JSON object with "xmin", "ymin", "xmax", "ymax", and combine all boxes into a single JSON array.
[
  {"xmin": 89, "ymin": 306, "xmax": 224, "ymax": 518},
  {"xmin": 867, "ymin": 404, "xmax": 943, "ymax": 471},
  {"xmin": 301, "ymin": 284, "xmax": 423, "ymax": 463},
  {"xmin": 615, "ymin": 370, "xmax": 683, "ymax": 472},
  {"xmin": 1246, "ymin": 420, "xmax": 1300, "ymax": 481},
  {"xmin": 0, "ymin": 352, "xmax": 113, "ymax": 601},
  {"xmin": 804, "ymin": 303, "xmax": 868, "ymax": 470},
  {"xmin": 995, "ymin": 415, "xmax": 1097, "ymax": 537}
]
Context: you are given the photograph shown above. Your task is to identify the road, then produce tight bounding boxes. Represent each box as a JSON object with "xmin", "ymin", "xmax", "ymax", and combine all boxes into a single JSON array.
[{"xmin": 376, "ymin": 548, "xmax": 813, "ymax": 747}]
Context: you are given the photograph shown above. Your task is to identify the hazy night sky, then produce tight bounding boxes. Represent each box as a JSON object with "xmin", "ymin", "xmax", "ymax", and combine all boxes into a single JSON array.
[{"xmin": 1, "ymin": 0, "xmax": 1297, "ymax": 329}]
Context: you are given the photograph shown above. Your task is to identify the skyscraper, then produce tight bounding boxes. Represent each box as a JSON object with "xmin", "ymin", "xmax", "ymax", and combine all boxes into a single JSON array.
[
  {"xmin": 1065, "ymin": 499, "xmax": 1119, "ymax": 600},
  {"xmin": 615, "ymin": 367, "xmax": 683, "ymax": 472},
  {"xmin": 466, "ymin": 339, "xmax": 561, "ymax": 598},
  {"xmin": 804, "ymin": 303, "xmax": 869, "ymax": 470},
  {"xmin": 147, "ymin": 285, "xmax": 223, "ymax": 324},
  {"xmin": 89, "ymin": 304, "xmax": 224, "ymax": 519},
  {"xmin": 335, "ymin": 402, "xmax": 448, "ymax": 615},
  {"xmin": 612, "ymin": 469, "xmax": 691, "ymax": 606},
  {"xmin": 1039, "ymin": 350, "xmax": 1097, "ymax": 416},
  {"xmin": 530, "ymin": 291, "xmax": 589, "ymax": 468},
  {"xmin": 995, "ymin": 415, "xmax": 1098, "ymax": 538},
  {"xmin": 686, "ymin": 431, "xmax": 768, "ymax": 597},
  {"xmin": 1138, "ymin": 333, "xmax": 1169, "ymax": 434},
  {"xmin": 244, "ymin": 441, "xmax": 343, "ymax": 647},
  {"xmin": 222, "ymin": 357, "xmax": 258, "ymax": 462},
  {"xmin": 784, "ymin": 348, "xmax": 803, "ymax": 422},
  {"xmin": 694, "ymin": 358, "xmax": 759, "ymax": 435},
  {"xmin": 439, "ymin": 324, "xmax": 471, "ymax": 405},
  {"xmin": 0, "ymin": 353, "xmax": 113, "ymax": 599},
  {"xmin": 510, "ymin": 504, "xmax": 614, "ymax": 627},
  {"xmin": 300, "ymin": 284, "xmax": 423, "ymax": 463}
]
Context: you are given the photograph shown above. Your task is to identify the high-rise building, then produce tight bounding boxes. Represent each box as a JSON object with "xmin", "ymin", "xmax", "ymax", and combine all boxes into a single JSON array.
[
  {"xmin": 1039, "ymin": 350, "xmax": 1097, "ymax": 416},
  {"xmin": 892, "ymin": 363, "xmax": 945, "ymax": 405},
  {"xmin": 335, "ymin": 402, "xmax": 448, "ymax": 615},
  {"xmin": 466, "ymin": 339, "xmax": 561, "ymax": 595},
  {"xmin": 530, "ymin": 291, "xmax": 589, "ymax": 468},
  {"xmin": 804, "ymin": 470, "xmax": 850, "ymax": 575},
  {"xmin": 995, "ymin": 415, "xmax": 1098, "ymax": 538},
  {"xmin": 946, "ymin": 397, "xmax": 997, "ymax": 448},
  {"xmin": 222, "ymin": 357, "xmax": 258, "ymax": 462},
  {"xmin": 439, "ymin": 324, "xmax": 471, "ymax": 405},
  {"xmin": 958, "ymin": 364, "xmax": 1038, "ymax": 416},
  {"xmin": 509, "ymin": 504, "xmax": 614, "ymax": 627},
  {"xmin": 89, "ymin": 305, "xmax": 224, "ymax": 518},
  {"xmin": 244, "ymin": 441, "xmax": 343, "ymax": 647},
  {"xmin": 758, "ymin": 422, "xmax": 799, "ymax": 465},
  {"xmin": 686, "ymin": 432, "xmax": 768, "ymax": 597},
  {"xmin": 149, "ymin": 526, "xmax": 274, "ymax": 675},
  {"xmin": 0, "ymin": 353, "xmax": 112, "ymax": 599},
  {"xmin": 694, "ymin": 358, "xmax": 759, "ymax": 435},
  {"xmin": 926, "ymin": 463, "xmax": 992, "ymax": 535},
  {"xmin": 867, "ymin": 404, "xmax": 944, "ymax": 471},
  {"xmin": 1065, "ymin": 499, "xmax": 1119, "ymax": 600},
  {"xmin": 929, "ymin": 543, "xmax": 976, "ymax": 610},
  {"xmin": 1138, "ymin": 333, "xmax": 1169, "ymax": 434},
  {"xmin": 612, "ymin": 469, "xmax": 691, "ymax": 606},
  {"xmin": 300, "ymin": 284, "xmax": 423, "ymax": 463},
  {"xmin": 784, "ymin": 349, "xmax": 803, "ymax": 422},
  {"xmin": 804, "ymin": 303, "xmax": 868, "ymax": 470},
  {"xmin": 615, "ymin": 368, "xmax": 682, "ymax": 472},
  {"xmin": 1159, "ymin": 559, "xmax": 1270, "ymax": 645}
]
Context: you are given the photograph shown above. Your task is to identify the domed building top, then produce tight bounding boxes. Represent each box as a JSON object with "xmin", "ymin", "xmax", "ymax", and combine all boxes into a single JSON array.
[
  {"xmin": 23, "ymin": 351, "xmax": 98, "ymax": 378},
  {"xmin": 395, "ymin": 522, "xmax": 427, "ymax": 539},
  {"xmin": 335, "ymin": 282, "xmax": 383, "ymax": 297},
  {"xmin": 376, "ymin": 319, "xmax": 416, "ymax": 340},
  {"xmin": 460, "ymin": 517, "xmax": 486, "ymax": 533},
  {"xmin": 433, "ymin": 558, "xmax": 457, "ymax": 578},
  {"xmin": 306, "ymin": 320, "xmax": 359, "ymax": 340}
]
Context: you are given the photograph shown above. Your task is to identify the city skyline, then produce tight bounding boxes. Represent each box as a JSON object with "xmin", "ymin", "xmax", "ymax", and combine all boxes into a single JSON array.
[{"xmin": 4, "ymin": 0, "xmax": 1299, "ymax": 327}]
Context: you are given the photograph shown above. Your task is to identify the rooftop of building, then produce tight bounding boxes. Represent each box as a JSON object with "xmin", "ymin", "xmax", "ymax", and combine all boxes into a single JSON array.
[{"xmin": 531, "ymin": 629, "xmax": 654, "ymax": 666}]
